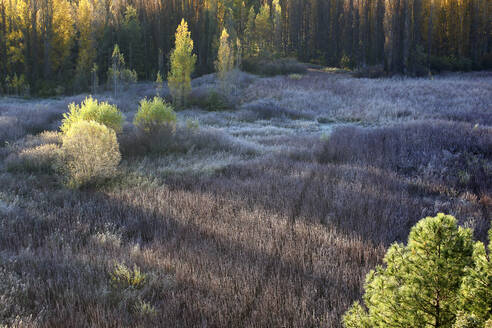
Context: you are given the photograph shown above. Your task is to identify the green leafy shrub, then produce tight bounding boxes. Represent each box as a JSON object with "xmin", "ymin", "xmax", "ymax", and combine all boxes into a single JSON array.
[
  {"xmin": 134, "ymin": 97, "xmax": 177, "ymax": 133},
  {"xmin": 60, "ymin": 96, "xmax": 124, "ymax": 134},
  {"xmin": 61, "ymin": 120, "xmax": 121, "ymax": 188}
]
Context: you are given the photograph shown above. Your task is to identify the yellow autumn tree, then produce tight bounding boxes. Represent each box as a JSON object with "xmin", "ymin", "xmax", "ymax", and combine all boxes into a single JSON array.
[
  {"xmin": 4, "ymin": 0, "xmax": 26, "ymax": 69},
  {"xmin": 168, "ymin": 19, "xmax": 196, "ymax": 108},
  {"xmin": 50, "ymin": 0, "xmax": 73, "ymax": 72},
  {"xmin": 37, "ymin": 0, "xmax": 73, "ymax": 79},
  {"xmin": 215, "ymin": 28, "xmax": 235, "ymax": 93},
  {"xmin": 75, "ymin": 0, "xmax": 96, "ymax": 89}
]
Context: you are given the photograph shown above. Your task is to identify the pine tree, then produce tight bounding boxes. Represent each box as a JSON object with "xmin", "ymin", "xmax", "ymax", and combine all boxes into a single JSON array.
[
  {"xmin": 216, "ymin": 28, "xmax": 234, "ymax": 93},
  {"xmin": 343, "ymin": 213, "xmax": 475, "ymax": 328},
  {"xmin": 456, "ymin": 226, "xmax": 492, "ymax": 325},
  {"xmin": 168, "ymin": 19, "xmax": 196, "ymax": 108}
]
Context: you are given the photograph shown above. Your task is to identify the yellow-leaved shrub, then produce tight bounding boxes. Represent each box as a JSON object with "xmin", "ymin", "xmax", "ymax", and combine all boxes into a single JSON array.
[
  {"xmin": 133, "ymin": 97, "xmax": 177, "ymax": 133},
  {"xmin": 60, "ymin": 96, "xmax": 124, "ymax": 134},
  {"xmin": 61, "ymin": 120, "xmax": 121, "ymax": 188}
]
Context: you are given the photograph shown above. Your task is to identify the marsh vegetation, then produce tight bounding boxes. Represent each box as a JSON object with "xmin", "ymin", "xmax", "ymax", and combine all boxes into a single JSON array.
[{"xmin": 0, "ymin": 69, "xmax": 491, "ymax": 327}]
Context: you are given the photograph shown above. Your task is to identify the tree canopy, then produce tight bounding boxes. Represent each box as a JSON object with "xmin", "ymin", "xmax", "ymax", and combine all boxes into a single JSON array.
[
  {"xmin": 0, "ymin": 0, "xmax": 490, "ymax": 95},
  {"xmin": 343, "ymin": 213, "xmax": 491, "ymax": 328},
  {"xmin": 168, "ymin": 19, "xmax": 196, "ymax": 108}
]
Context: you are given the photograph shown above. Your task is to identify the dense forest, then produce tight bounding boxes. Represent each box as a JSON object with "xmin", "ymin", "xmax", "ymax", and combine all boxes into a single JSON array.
[{"xmin": 0, "ymin": 0, "xmax": 491, "ymax": 95}]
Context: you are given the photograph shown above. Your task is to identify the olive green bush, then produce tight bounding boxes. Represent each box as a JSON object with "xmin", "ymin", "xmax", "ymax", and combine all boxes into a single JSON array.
[
  {"xmin": 60, "ymin": 96, "xmax": 124, "ymax": 134},
  {"xmin": 61, "ymin": 120, "xmax": 121, "ymax": 188},
  {"xmin": 133, "ymin": 97, "xmax": 177, "ymax": 133}
]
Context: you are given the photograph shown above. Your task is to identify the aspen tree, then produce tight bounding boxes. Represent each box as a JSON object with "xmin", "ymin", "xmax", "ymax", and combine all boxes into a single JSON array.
[
  {"xmin": 216, "ymin": 28, "xmax": 234, "ymax": 93},
  {"xmin": 168, "ymin": 19, "xmax": 196, "ymax": 108}
]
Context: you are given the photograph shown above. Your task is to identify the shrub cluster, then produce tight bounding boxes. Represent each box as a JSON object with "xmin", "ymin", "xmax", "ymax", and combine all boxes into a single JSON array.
[
  {"xmin": 0, "ymin": 105, "xmax": 63, "ymax": 146},
  {"xmin": 134, "ymin": 97, "xmax": 177, "ymax": 133},
  {"xmin": 57, "ymin": 96, "xmax": 123, "ymax": 188},
  {"xmin": 1, "ymin": 105, "xmax": 64, "ymax": 138},
  {"xmin": 242, "ymin": 57, "xmax": 307, "ymax": 76},
  {"xmin": 121, "ymin": 95, "xmax": 251, "ymax": 157},
  {"xmin": 316, "ymin": 120, "xmax": 492, "ymax": 193},
  {"xmin": 6, "ymin": 144, "xmax": 60, "ymax": 173},
  {"xmin": 7, "ymin": 94, "xmax": 248, "ymax": 186},
  {"xmin": 120, "ymin": 122, "xmax": 246, "ymax": 157},
  {"xmin": 60, "ymin": 96, "xmax": 124, "ymax": 134},
  {"xmin": 61, "ymin": 120, "xmax": 121, "ymax": 188},
  {"xmin": 125, "ymin": 97, "xmax": 178, "ymax": 153},
  {"xmin": 4, "ymin": 131, "xmax": 62, "ymax": 172}
]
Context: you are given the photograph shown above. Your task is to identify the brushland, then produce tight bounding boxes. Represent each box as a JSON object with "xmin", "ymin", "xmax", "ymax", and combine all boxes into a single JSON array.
[{"xmin": 0, "ymin": 69, "xmax": 491, "ymax": 327}]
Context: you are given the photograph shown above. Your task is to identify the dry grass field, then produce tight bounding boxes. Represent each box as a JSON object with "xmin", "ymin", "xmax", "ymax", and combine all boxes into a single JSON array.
[{"xmin": 1, "ymin": 70, "xmax": 491, "ymax": 327}]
